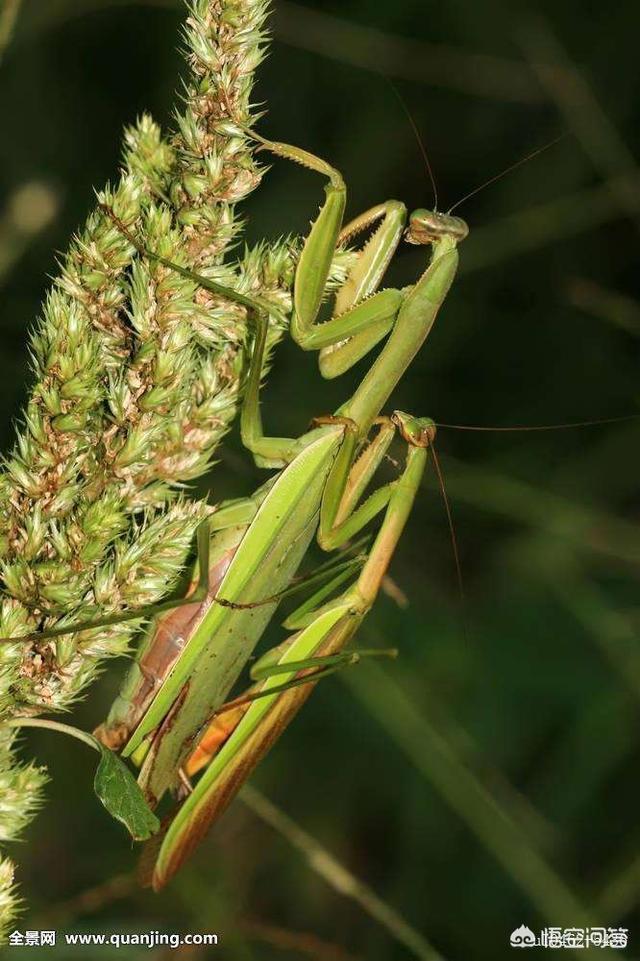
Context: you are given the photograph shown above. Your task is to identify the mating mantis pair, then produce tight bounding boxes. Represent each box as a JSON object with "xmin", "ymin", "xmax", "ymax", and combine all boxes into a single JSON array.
[{"xmin": 7, "ymin": 131, "xmax": 468, "ymax": 888}]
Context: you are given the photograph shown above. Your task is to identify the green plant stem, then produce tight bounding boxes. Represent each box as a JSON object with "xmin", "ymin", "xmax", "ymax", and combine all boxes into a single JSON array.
[{"xmin": 6, "ymin": 717, "xmax": 98, "ymax": 752}]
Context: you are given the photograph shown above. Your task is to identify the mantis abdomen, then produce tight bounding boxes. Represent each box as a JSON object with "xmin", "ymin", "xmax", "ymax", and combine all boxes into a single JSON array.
[{"xmin": 95, "ymin": 543, "xmax": 240, "ymax": 751}]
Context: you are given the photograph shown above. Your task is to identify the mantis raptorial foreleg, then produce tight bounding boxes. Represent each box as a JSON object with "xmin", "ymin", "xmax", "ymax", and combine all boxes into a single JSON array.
[{"xmin": 245, "ymin": 132, "xmax": 468, "ymax": 442}]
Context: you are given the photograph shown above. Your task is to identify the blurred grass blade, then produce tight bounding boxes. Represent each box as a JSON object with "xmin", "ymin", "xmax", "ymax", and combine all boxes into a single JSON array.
[
  {"xmin": 344, "ymin": 661, "xmax": 600, "ymax": 942},
  {"xmin": 0, "ymin": 0, "xmax": 23, "ymax": 62},
  {"xmin": 440, "ymin": 455, "xmax": 639, "ymax": 565},
  {"xmin": 553, "ymin": 577, "xmax": 640, "ymax": 701},
  {"xmin": 527, "ymin": 687, "xmax": 634, "ymax": 826},
  {"xmin": 461, "ymin": 176, "xmax": 632, "ymax": 273},
  {"xmin": 519, "ymin": 17, "xmax": 640, "ymax": 230},
  {"xmin": 567, "ymin": 277, "xmax": 640, "ymax": 337},
  {"xmin": 598, "ymin": 851, "xmax": 640, "ymax": 922},
  {"xmin": 273, "ymin": 1, "xmax": 540, "ymax": 103},
  {"xmin": 240, "ymin": 785, "xmax": 445, "ymax": 961}
]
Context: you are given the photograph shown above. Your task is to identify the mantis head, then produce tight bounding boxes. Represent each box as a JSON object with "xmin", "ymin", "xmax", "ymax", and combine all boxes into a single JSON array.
[
  {"xmin": 391, "ymin": 411, "xmax": 436, "ymax": 448},
  {"xmin": 405, "ymin": 209, "xmax": 469, "ymax": 246}
]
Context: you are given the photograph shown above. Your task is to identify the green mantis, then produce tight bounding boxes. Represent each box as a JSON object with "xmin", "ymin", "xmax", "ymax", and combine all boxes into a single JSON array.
[
  {"xmin": 118, "ymin": 133, "xmax": 466, "ymax": 885},
  {"xmin": 4, "ymin": 130, "xmax": 467, "ymax": 887}
]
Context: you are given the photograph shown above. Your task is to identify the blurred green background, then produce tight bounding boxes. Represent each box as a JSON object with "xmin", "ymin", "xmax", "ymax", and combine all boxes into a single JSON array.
[{"xmin": 1, "ymin": 1, "xmax": 640, "ymax": 958}]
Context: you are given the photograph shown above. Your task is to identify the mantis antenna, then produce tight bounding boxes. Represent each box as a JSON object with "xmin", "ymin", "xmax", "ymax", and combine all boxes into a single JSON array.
[
  {"xmin": 385, "ymin": 77, "xmax": 439, "ymax": 211},
  {"xmin": 385, "ymin": 76, "xmax": 566, "ymax": 219},
  {"xmin": 447, "ymin": 133, "xmax": 568, "ymax": 214},
  {"xmin": 434, "ymin": 414, "xmax": 640, "ymax": 432},
  {"xmin": 428, "ymin": 439, "xmax": 467, "ymax": 620}
]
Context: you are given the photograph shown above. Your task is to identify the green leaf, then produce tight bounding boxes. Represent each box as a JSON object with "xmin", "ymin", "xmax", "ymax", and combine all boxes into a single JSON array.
[{"xmin": 93, "ymin": 746, "xmax": 160, "ymax": 841}]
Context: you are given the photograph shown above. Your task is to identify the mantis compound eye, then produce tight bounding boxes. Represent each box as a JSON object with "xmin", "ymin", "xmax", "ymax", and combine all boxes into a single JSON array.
[{"xmin": 406, "ymin": 209, "xmax": 469, "ymax": 245}]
